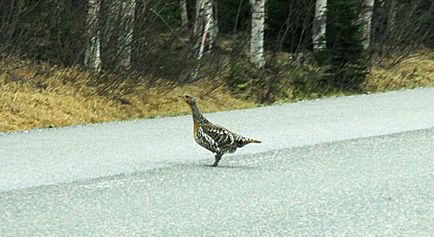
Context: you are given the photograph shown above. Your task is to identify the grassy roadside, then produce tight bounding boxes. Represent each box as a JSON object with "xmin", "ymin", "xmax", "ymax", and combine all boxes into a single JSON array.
[
  {"xmin": 363, "ymin": 52, "xmax": 434, "ymax": 91},
  {"xmin": 1, "ymin": 51, "xmax": 433, "ymax": 132},
  {"xmin": 0, "ymin": 59, "xmax": 256, "ymax": 132}
]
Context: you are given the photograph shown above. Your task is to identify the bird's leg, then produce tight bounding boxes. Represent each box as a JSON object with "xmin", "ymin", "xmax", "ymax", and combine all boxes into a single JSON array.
[{"xmin": 211, "ymin": 153, "xmax": 222, "ymax": 167}]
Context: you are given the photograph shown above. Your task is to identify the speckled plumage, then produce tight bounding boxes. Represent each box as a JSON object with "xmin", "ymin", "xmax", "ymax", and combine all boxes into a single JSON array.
[{"xmin": 181, "ymin": 94, "xmax": 261, "ymax": 166}]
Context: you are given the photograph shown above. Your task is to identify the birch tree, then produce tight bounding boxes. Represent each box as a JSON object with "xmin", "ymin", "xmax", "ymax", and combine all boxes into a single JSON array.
[
  {"xmin": 194, "ymin": 0, "xmax": 205, "ymax": 35},
  {"xmin": 84, "ymin": 0, "xmax": 101, "ymax": 71},
  {"xmin": 250, "ymin": 0, "xmax": 265, "ymax": 68},
  {"xmin": 360, "ymin": 0, "xmax": 375, "ymax": 49},
  {"xmin": 197, "ymin": 0, "xmax": 216, "ymax": 60},
  {"xmin": 192, "ymin": 0, "xmax": 216, "ymax": 79},
  {"xmin": 180, "ymin": 0, "xmax": 189, "ymax": 27},
  {"xmin": 118, "ymin": 0, "xmax": 136, "ymax": 67},
  {"xmin": 387, "ymin": 0, "xmax": 397, "ymax": 35},
  {"xmin": 313, "ymin": 0, "xmax": 327, "ymax": 51},
  {"xmin": 204, "ymin": 0, "xmax": 216, "ymax": 49}
]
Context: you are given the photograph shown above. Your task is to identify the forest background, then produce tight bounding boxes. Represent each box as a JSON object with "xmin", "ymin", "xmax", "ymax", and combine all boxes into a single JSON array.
[{"xmin": 0, "ymin": 0, "xmax": 433, "ymax": 131}]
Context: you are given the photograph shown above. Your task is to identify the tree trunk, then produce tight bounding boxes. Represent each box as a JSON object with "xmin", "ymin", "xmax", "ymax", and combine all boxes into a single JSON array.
[
  {"xmin": 194, "ymin": 0, "xmax": 205, "ymax": 35},
  {"xmin": 360, "ymin": 0, "xmax": 375, "ymax": 49},
  {"xmin": 192, "ymin": 0, "xmax": 218, "ymax": 79},
  {"xmin": 197, "ymin": 0, "xmax": 215, "ymax": 60},
  {"xmin": 313, "ymin": 0, "xmax": 327, "ymax": 51},
  {"xmin": 250, "ymin": 0, "xmax": 265, "ymax": 68},
  {"xmin": 85, "ymin": 0, "xmax": 102, "ymax": 72},
  {"xmin": 180, "ymin": 0, "xmax": 189, "ymax": 27},
  {"xmin": 204, "ymin": 0, "xmax": 216, "ymax": 48},
  {"xmin": 118, "ymin": 0, "xmax": 136, "ymax": 67},
  {"xmin": 387, "ymin": 0, "xmax": 397, "ymax": 36}
]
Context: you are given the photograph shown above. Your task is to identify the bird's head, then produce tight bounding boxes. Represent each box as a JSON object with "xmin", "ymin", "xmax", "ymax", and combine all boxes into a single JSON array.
[{"xmin": 179, "ymin": 94, "xmax": 197, "ymax": 107}]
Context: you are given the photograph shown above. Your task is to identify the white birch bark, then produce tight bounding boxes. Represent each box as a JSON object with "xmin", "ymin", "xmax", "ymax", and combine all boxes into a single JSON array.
[
  {"xmin": 197, "ymin": 0, "xmax": 215, "ymax": 60},
  {"xmin": 360, "ymin": 0, "xmax": 375, "ymax": 49},
  {"xmin": 194, "ymin": 0, "xmax": 205, "ymax": 35},
  {"xmin": 180, "ymin": 0, "xmax": 189, "ymax": 27},
  {"xmin": 84, "ymin": 0, "xmax": 101, "ymax": 72},
  {"xmin": 195, "ymin": 0, "xmax": 202, "ymax": 20},
  {"xmin": 204, "ymin": 0, "xmax": 215, "ymax": 48},
  {"xmin": 250, "ymin": 0, "xmax": 265, "ymax": 68},
  {"xmin": 313, "ymin": 0, "xmax": 327, "ymax": 51},
  {"xmin": 387, "ymin": 0, "xmax": 397, "ymax": 35},
  {"xmin": 118, "ymin": 0, "xmax": 136, "ymax": 67}
]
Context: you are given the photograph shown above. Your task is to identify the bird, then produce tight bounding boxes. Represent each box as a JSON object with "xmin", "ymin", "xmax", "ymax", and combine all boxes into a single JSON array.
[{"xmin": 180, "ymin": 94, "xmax": 261, "ymax": 167}]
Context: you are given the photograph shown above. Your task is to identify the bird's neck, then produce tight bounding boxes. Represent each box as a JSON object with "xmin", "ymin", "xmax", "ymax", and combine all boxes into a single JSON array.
[{"xmin": 190, "ymin": 103, "xmax": 208, "ymax": 124}]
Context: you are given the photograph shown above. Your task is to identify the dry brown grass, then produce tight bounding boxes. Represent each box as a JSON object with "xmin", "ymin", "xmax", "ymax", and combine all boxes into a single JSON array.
[
  {"xmin": 1, "ymin": 51, "xmax": 433, "ymax": 132},
  {"xmin": 0, "ymin": 59, "xmax": 254, "ymax": 132},
  {"xmin": 363, "ymin": 51, "xmax": 434, "ymax": 91}
]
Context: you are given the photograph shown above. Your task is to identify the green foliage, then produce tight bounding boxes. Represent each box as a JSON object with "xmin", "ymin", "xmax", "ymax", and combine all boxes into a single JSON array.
[
  {"xmin": 221, "ymin": 52, "xmax": 326, "ymax": 104},
  {"xmin": 218, "ymin": 0, "xmax": 251, "ymax": 34},
  {"xmin": 320, "ymin": 0, "xmax": 368, "ymax": 91},
  {"xmin": 151, "ymin": 0, "xmax": 181, "ymax": 27},
  {"xmin": 267, "ymin": 0, "xmax": 314, "ymax": 52}
]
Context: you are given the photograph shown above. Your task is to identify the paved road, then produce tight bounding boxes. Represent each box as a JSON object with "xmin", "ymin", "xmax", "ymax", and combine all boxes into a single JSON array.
[{"xmin": 1, "ymin": 88, "xmax": 434, "ymax": 236}]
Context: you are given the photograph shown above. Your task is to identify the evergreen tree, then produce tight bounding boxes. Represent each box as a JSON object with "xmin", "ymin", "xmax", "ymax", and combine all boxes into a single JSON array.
[{"xmin": 325, "ymin": 0, "xmax": 368, "ymax": 91}]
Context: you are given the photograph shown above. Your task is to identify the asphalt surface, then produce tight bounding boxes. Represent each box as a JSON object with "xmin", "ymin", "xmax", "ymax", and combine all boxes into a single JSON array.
[{"xmin": 1, "ymin": 88, "xmax": 434, "ymax": 236}]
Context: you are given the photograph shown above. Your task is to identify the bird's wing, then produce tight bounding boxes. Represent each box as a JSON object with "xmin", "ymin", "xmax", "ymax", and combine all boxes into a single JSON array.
[
  {"xmin": 201, "ymin": 123, "xmax": 235, "ymax": 148},
  {"xmin": 196, "ymin": 127, "xmax": 220, "ymax": 153}
]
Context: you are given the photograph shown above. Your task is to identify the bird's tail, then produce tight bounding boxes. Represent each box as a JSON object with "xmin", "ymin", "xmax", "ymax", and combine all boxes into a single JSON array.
[
  {"xmin": 247, "ymin": 138, "xmax": 261, "ymax": 144},
  {"xmin": 235, "ymin": 135, "xmax": 261, "ymax": 147}
]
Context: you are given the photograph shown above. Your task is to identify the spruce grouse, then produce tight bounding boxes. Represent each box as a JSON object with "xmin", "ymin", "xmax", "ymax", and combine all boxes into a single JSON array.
[{"xmin": 180, "ymin": 94, "xmax": 261, "ymax": 166}]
